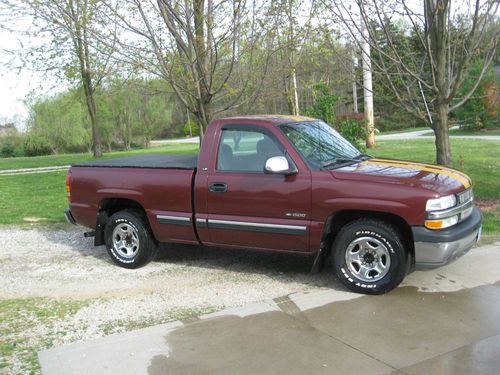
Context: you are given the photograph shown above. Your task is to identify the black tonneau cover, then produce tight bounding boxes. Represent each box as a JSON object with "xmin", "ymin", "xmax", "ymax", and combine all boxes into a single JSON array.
[{"xmin": 73, "ymin": 154, "xmax": 198, "ymax": 170}]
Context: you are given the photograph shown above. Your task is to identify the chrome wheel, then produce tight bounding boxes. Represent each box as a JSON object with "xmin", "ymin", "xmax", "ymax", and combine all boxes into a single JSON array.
[
  {"xmin": 112, "ymin": 223, "xmax": 140, "ymax": 259},
  {"xmin": 345, "ymin": 236, "xmax": 391, "ymax": 282}
]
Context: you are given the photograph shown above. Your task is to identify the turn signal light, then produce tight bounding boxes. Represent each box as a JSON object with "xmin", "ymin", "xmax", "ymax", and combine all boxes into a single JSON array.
[{"xmin": 424, "ymin": 215, "xmax": 458, "ymax": 230}]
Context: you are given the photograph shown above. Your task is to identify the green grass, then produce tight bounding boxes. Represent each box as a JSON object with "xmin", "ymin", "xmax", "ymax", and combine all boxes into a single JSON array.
[
  {"xmin": 0, "ymin": 143, "xmax": 199, "ymax": 171},
  {"xmin": 482, "ymin": 210, "xmax": 500, "ymax": 234},
  {"xmin": 371, "ymin": 138, "xmax": 499, "ymax": 199},
  {"xmin": 0, "ymin": 171, "xmax": 68, "ymax": 224}
]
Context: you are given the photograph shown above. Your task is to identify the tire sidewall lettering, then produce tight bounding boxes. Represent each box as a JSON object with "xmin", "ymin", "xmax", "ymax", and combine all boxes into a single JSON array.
[
  {"xmin": 108, "ymin": 217, "xmax": 140, "ymax": 265},
  {"xmin": 333, "ymin": 221, "xmax": 407, "ymax": 294}
]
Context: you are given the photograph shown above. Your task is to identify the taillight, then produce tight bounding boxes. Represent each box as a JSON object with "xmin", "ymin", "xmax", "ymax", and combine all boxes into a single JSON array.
[{"xmin": 66, "ymin": 169, "xmax": 72, "ymax": 203}]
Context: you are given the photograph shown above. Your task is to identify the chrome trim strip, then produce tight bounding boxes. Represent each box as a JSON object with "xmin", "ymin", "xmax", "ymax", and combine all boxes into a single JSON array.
[
  {"xmin": 427, "ymin": 200, "xmax": 474, "ymax": 220},
  {"xmin": 208, "ymin": 219, "xmax": 306, "ymax": 235},
  {"xmin": 195, "ymin": 218, "xmax": 207, "ymax": 228},
  {"xmin": 157, "ymin": 215, "xmax": 191, "ymax": 226}
]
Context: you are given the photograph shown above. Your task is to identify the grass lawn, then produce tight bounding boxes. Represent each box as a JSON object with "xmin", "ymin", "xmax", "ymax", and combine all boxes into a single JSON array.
[
  {"xmin": 371, "ymin": 139, "xmax": 499, "ymax": 199},
  {"xmin": 0, "ymin": 143, "xmax": 199, "ymax": 171},
  {"xmin": 0, "ymin": 138, "xmax": 498, "ymax": 233}
]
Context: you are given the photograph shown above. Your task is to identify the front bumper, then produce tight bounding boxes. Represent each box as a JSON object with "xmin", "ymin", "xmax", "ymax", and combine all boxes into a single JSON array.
[{"xmin": 412, "ymin": 206, "xmax": 482, "ymax": 270}]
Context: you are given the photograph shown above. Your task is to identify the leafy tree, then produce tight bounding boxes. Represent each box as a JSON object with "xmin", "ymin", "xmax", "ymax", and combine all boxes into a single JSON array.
[
  {"xmin": 303, "ymin": 83, "xmax": 339, "ymax": 125},
  {"xmin": 27, "ymin": 90, "xmax": 91, "ymax": 153},
  {"xmin": 327, "ymin": 0, "xmax": 499, "ymax": 166},
  {"xmin": 3, "ymin": 0, "xmax": 116, "ymax": 156},
  {"xmin": 453, "ymin": 58, "xmax": 497, "ymax": 129}
]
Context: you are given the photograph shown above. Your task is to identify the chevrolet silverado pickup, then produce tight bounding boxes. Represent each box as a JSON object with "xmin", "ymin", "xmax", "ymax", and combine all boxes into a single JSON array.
[{"xmin": 65, "ymin": 115, "xmax": 482, "ymax": 294}]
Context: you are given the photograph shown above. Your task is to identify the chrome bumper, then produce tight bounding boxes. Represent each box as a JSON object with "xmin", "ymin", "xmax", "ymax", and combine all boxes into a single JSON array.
[{"xmin": 412, "ymin": 207, "xmax": 482, "ymax": 270}]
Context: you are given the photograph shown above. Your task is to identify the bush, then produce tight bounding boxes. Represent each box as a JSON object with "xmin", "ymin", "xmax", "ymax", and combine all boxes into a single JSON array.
[
  {"xmin": 183, "ymin": 119, "xmax": 200, "ymax": 137},
  {"xmin": 24, "ymin": 133, "xmax": 53, "ymax": 156},
  {"xmin": 337, "ymin": 118, "xmax": 367, "ymax": 151},
  {"xmin": 453, "ymin": 58, "xmax": 498, "ymax": 130},
  {"xmin": 303, "ymin": 83, "xmax": 338, "ymax": 125},
  {"xmin": 0, "ymin": 131, "xmax": 25, "ymax": 157}
]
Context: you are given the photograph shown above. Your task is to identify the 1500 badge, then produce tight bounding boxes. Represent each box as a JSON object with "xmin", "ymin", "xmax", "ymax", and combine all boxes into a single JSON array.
[{"xmin": 286, "ymin": 213, "xmax": 306, "ymax": 218}]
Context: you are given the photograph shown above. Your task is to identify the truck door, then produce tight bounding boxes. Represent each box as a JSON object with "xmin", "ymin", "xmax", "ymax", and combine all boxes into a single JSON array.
[{"xmin": 200, "ymin": 124, "xmax": 311, "ymax": 252}]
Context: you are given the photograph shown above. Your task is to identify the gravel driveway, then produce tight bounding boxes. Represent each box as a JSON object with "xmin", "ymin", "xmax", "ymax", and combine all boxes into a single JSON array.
[{"xmin": 0, "ymin": 225, "xmax": 336, "ymax": 374}]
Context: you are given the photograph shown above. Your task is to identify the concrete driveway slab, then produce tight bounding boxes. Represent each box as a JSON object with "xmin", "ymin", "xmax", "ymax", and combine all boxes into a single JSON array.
[
  {"xmin": 400, "ymin": 333, "xmax": 500, "ymax": 375},
  {"xmin": 150, "ymin": 311, "xmax": 394, "ymax": 375},
  {"xmin": 39, "ymin": 242, "xmax": 500, "ymax": 375},
  {"xmin": 301, "ymin": 284, "xmax": 500, "ymax": 369}
]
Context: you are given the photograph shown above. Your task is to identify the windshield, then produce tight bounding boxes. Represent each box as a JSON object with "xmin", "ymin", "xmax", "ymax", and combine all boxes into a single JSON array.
[{"xmin": 279, "ymin": 120, "xmax": 362, "ymax": 169}]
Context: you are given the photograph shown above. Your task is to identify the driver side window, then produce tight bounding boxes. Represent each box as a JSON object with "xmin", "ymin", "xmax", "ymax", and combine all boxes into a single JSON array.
[{"xmin": 217, "ymin": 129, "xmax": 284, "ymax": 172}]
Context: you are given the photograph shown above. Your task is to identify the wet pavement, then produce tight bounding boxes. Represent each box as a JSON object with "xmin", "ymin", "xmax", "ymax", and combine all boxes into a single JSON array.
[{"xmin": 39, "ymin": 241, "xmax": 500, "ymax": 375}]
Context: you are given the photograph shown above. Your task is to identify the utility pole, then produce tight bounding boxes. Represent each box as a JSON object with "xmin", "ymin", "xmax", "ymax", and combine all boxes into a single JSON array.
[
  {"xmin": 360, "ymin": 6, "xmax": 375, "ymax": 148},
  {"xmin": 352, "ymin": 49, "xmax": 358, "ymax": 113}
]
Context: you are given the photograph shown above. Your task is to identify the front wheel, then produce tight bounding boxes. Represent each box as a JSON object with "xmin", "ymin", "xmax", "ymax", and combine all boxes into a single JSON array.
[
  {"xmin": 332, "ymin": 219, "xmax": 408, "ymax": 295},
  {"xmin": 104, "ymin": 209, "xmax": 158, "ymax": 269}
]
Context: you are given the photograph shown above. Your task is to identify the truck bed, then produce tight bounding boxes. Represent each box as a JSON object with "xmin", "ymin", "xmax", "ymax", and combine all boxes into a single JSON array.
[{"xmin": 73, "ymin": 154, "xmax": 198, "ymax": 169}]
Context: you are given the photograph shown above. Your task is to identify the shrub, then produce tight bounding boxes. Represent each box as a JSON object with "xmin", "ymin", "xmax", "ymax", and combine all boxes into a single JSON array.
[
  {"xmin": 24, "ymin": 133, "xmax": 53, "ymax": 156},
  {"xmin": 337, "ymin": 118, "xmax": 367, "ymax": 151},
  {"xmin": 0, "ymin": 131, "xmax": 25, "ymax": 157},
  {"xmin": 183, "ymin": 119, "xmax": 200, "ymax": 137},
  {"xmin": 303, "ymin": 83, "xmax": 338, "ymax": 125}
]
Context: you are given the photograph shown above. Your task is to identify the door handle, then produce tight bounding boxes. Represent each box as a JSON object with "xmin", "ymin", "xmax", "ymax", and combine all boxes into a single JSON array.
[{"xmin": 209, "ymin": 182, "xmax": 228, "ymax": 193}]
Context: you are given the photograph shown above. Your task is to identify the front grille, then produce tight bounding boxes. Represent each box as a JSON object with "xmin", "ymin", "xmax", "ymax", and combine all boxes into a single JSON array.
[
  {"xmin": 457, "ymin": 188, "xmax": 474, "ymax": 222},
  {"xmin": 457, "ymin": 188, "xmax": 473, "ymax": 205}
]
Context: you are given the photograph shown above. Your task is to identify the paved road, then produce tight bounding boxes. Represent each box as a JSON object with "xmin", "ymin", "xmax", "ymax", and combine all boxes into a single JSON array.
[
  {"xmin": 377, "ymin": 126, "xmax": 500, "ymax": 141},
  {"xmin": 150, "ymin": 136, "xmax": 199, "ymax": 146},
  {"xmin": 376, "ymin": 128, "xmax": 438, "ymax": 140},
  {"xmin": 40, "ymin": 241, "xmax": 500, "ymax": 375}
]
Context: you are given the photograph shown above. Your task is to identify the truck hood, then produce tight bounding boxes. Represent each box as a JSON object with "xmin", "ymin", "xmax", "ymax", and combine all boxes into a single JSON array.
[{"xmin": 331, "ymin": 158, "xmax": 471, "ymax": 195}]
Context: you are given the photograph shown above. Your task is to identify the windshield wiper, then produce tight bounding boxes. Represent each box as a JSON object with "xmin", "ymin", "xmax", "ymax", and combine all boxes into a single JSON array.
[
  {"xmin": 356, "ymin": 153, "xmax": 372, "ymax": 160},
  {"xmin": 321, "ymin": 158, "xmax": 360, "ymax": 170},
  {"xmin": 321, "ymin": 153, "xmax": 372, "ymax": 170}
]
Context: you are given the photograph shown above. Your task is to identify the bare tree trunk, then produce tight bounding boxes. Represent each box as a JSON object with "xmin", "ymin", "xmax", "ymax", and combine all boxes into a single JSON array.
[
  {"xmin": 434, "ymin": 102, "xmax": 452, "ymax": 166},
  {"xmin": 82, "ymin": 72, "xmax": 102, "ymax": 157},
  {"xmin": 361, "ymin": 21, "xmax": 375, "ymax": 148}
]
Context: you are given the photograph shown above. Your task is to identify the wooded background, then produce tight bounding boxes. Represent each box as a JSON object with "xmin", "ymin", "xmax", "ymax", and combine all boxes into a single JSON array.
[{"xmin": 0, "ymin": 0, "xmax": 498, "ymax": 165}]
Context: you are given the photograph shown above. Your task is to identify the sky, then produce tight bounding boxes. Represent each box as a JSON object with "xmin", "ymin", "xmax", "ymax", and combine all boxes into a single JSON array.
[
  {"xmin": 0, "ymin": 28, "xmax": 32, "ymax": 127},
  {"xmin": 0, "ymin": 10, "xmax": 53, "ymax": 130}
]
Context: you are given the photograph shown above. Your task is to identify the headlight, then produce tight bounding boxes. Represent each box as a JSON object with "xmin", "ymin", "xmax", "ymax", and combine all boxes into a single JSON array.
[{"xmin": 426, "ymin": 194, "xmax": 456, "ymax": 211}]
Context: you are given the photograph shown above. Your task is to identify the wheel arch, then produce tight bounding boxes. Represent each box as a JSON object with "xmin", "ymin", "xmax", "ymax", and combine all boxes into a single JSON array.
[
  {"xmin": 321, "ymin": 210, "xmax": 415, "ymax": 265},
  {"xmin": 94, "ymin": 197, "xmax": 152, "ymax": 246}
]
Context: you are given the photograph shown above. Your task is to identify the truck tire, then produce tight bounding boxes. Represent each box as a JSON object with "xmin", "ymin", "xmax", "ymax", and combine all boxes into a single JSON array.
[
  {"xmin": 104, "ymin": 209, "xmax": 158, "ymax": 269},
  {"xmin": 332, "ymin": 219, "xmax": 408, "ymax": 295}
]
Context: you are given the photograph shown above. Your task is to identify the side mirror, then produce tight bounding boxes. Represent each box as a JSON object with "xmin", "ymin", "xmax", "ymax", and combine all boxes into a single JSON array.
[{"xmin": 264, "ymin": 156, "xmax": 298, "ymax": 176}]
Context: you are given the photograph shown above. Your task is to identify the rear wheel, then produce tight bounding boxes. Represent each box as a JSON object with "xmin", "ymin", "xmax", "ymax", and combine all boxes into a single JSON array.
[
  {"xmin": 332, "ymin": 219, "xmax": 408, "ymax": 295},
  {"xmin": 105, "ymin": 209, "xmax": 157, "ymax": 269}
]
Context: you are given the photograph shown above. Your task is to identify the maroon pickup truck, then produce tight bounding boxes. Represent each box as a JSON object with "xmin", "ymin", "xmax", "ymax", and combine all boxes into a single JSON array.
[{"xmin": 65, "ymin": 115, "xmax": 482, "ymax": 294}]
